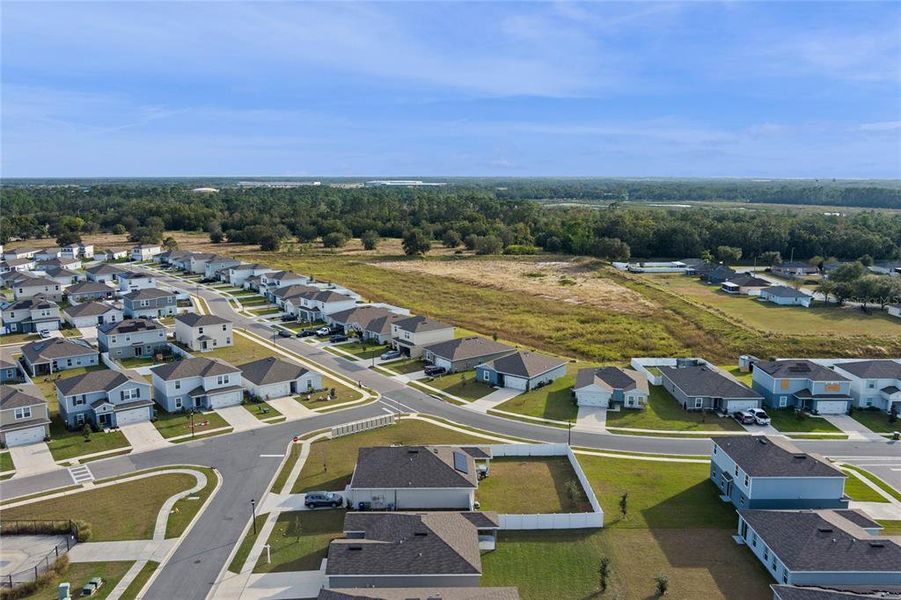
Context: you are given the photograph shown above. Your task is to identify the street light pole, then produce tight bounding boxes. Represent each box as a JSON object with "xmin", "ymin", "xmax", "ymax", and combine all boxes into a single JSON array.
[
  {"xmin": 567, "ymin": 419, "xmax": 573, "ymax": 446},
  {"xmin": 251, "ymin": 499, "xmax": 257, "ymax": 535},
  {"xmin": 190, "ymin": 411, "xmax": 195, "ymax": 439}
]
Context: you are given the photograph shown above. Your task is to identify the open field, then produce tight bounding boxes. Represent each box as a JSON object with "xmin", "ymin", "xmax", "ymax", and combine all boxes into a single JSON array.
[
  {"xmin": 254, "ymin": 510, "xmax": 345, "ymax": 573},
  {"xmin": 477, "ymin": 457, "xmax": 591, "ymax": 513}
]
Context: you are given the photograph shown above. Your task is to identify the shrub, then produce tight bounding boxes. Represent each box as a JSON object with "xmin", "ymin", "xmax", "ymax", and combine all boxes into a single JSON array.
[
  {"xmin": 74, "ymin": 520, "xmax": 92, "ymax": 542},
  {"xmin": 654, "ymin": 574, "xmax": 669, "ymax": 596},
  {"xmin": 0, "ymin": 555, "xmax": 69, "ymax": 600},
  {"xmin": 503, "ymin": 244, "xmax": 539, "ymax": 255}
]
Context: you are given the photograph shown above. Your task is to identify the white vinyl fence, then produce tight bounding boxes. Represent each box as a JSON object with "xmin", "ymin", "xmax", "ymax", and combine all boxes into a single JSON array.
[
  {"xmin": 489, "ymin": 443, "xmax": 604, "ymax": 530},
  {"xmin": 331, "ymin": 414, "xmax": 396, "ymax": 438}
]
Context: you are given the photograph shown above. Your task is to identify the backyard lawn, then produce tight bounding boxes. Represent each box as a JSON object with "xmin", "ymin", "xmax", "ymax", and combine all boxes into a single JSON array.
[
  {"xmin": 254, "ymin": 510, "xmax": 345, "ymax": 573},
  {"xmin": 605, "ymin": 386, "xmax": 744, "ymax": 433},
  {"xmin": 202, "ymin": 333, "xmax": 278, "ymax": 364},
  {"xmin": 477, "ymin": 457, "xmax": 591, "ymax": 513},
  {"xmin": 850, "ymin": 409, "xmax": 898, "ymax": 434},
  {"xmin": 493, "ymin": 362, "xmax": 586, "ymax": 422},
  {"xmin": 15, "ymin": 561, "xmax": 134, "ymax": 600},
  {"xmin": 153, "ymin": 409, "xmax": 229, "ymax": 439},
  {"xmin": 766, "ymin": 409, "xmax": 842, "ymax": 434},
  {"xmin": 1, "ymin": 473, "xmax": 198, "ymax": 540},
  {"xmin": 423, "ymin": 370, "xmax": 495, "ymax": 401}
]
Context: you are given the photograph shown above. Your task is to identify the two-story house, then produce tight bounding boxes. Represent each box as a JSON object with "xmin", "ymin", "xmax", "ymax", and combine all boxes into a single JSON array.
[
  {"xmin": 59, "ymin": 243, "xmax": 94, "ymax": 260},
  {"xmin": 660, "ymin": 363, "xmax": 763, "ymax": 413},
  {"xmin": 203, "ymin": 256, "xmax": 240, "ymax": 280},
  {"xmin": 13, "ymin": 277, "xmax": 63, "ymax": 302},
  {"xmin": 1, "ymin": 296, "xmax": 62, "ymax": 334},
  {"xmin": 286, "ymin": 289, "xmax": 357, "ymax": 323},
  {"xmin": 63, "ymin": 301, "xmax": 123, "ymax": 329},
  {"xmin": 710, "ymin": 436, "xmax": 848, "ymax": 510},
  {"xmin": 117, "ymin": 271, "xmax": 156, "ymax": 293},
  {"xmin": 832, "ymin": 360, "xmax": 901, "ymax": 413},
  {"xmin": 131, "ymin": 244, "xmax": 162, "ymax": 261},
  {"xmin": 56, "ymin": 370, "xmax": 153, "ymax": 429},
  {"xmin": 20, "ymin": 338, "xmax": 99, "ymax": 376},
  {"xmin": 0, "ymin": 258, "xmax": 36, "ymax": 273},
  {"xmin": 122, "ymin": 288, "xmax": 177, "ymax": 319},
  {"xmin": 0, "ymin": 358, "xmax": 25, "ymax": 384},
  {"xmin": 227, "ymin": 264, "xmax": 275, "ymax": 287},
  {"xmin": 752, "ymin": 360, "xmax": 852, "ymax": 414},
  {"xmin": 85, "ymin": 263, "xmax": 125, "ymax": 283},
  {"xmin": 151, "ymin": 357, "xmax": 243, "ymax": 411},
  {"xmin": 390, "ymin": 315, "xmax": 455, "ymax": 358},
  {"xmin": 260, "ymin": 271, "xmax": 308, "ymax": 298},
  {"xmin": 187, "ymin": 253, "xmax": 217, "ymax": 275},
  {"xmin": 65, "ymin": 281, "xmax": 116, "ymax": 302},
  {"xmin": 173, "ymin": 313, "xmax": 232, "ymax": 352},
  {"xmin": 0, "ymin": 384, "xmax": 50, "ymax": 446},
  {"xmin": 98, "ymin": 318, "xmax": 168, "ymax": 359}
]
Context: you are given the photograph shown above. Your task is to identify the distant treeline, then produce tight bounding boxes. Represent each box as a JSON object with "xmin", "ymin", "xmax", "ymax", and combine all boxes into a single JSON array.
[{"xmin": 1, "ymin": 183, "xmax": 899, "ymax": 261}]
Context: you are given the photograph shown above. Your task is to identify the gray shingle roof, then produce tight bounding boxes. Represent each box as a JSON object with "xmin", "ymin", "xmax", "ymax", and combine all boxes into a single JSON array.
[
  {"xmin": 393, "ymin": 315, "xmax": 453, "ymax": 333},
  {"xmin": 712, "ymin": 436, "xmax": 844, "ymax": 478},
  {"xmin": 329, "ymin": 306, "xmax": 394, "ymax": 327},
  {"xmin": 726, "ymin": 273, "xmax": 770, "ymax": 287},
  {"xmin": 98, "ymin": 318, "xmax": 163, "ymax": 335},
  {"xmin": 66, "ymin": 281, "xmax": 114, "ymax": 295},
  {"xmin": 350, "ymin": 446, "xmax": 477, "ymax": 489},
  {"xmin": 56, "ymin": 370, "xmax": 143, "ymax": 396},
  {"xmin": 16, "ymin": 277, "xmax": 59, "ymax": 288},
  {"xmin": 238, "ymin": 357, "xmax": 308, "ymax": 385},
  {"xmin": 739, "ymin": 509, "xmax": 901, "ymax": 573},
  {"xmin": 771, "ymin": 585, "xmax": 887, "ymax": 600},
  {"xmin": 174, "ymin": 313, "xmax": 230, "ymax": 327},
  {"xmin": 364, "ymin": 313, "xmax": 405, "ymax": 335},
  {"xmin": 151, "ymin": 357, "xmax": 240, "ymax": 381},
  {"xmin": 574, "ymin": 366, "xmax": 648, "ymax": 394},
  {"xmin": 122, "ymin": 288, "xmax": 174, "ymax": 301},
  {"xmin": 318, "ymin": 588, "xmax": 520, "ymax": 600},
  {"xmin": 754, "ymin": 360, "xmax": 848, "ymax": 382},
  {"xmin": 423, "ymin": 336, "xmax": 515, "ymax": 362},
  {"xmin": 762, "ymin": 285, "xmax": 811, "ymax": 299},
  {"xmin": 835, "ymin": 360, "xmax": 901, "ymax": 380},
  {"xmin": 21, "ymin": 338, "xmax": 96, "ymax": 364},
  {"xmin": 0, "ymin": 384, "xmax": 47, "ymax": 410},
  {"xmin": 85, "ymin": 264, "xmax": 124, "ymax": 276},
  {"xmin": 479, "ymin": 351, "xmax": 566, "ymax": 379},
  {"xmin": 2, "ymin": 296, "xmax": 59, "ymax": 311},
  {"xmin": 64, "ymin": 302, "xmax": 119, "ymax": 318},
  {"xmin": 659, "ymin": 364, "xmax": 762, "ymax": 399}
]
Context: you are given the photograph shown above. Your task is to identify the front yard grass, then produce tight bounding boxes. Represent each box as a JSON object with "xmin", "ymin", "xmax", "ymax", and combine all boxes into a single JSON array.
[
  {"xmin": 842, "ymin": 464, "xmax": 901, "ymax": 502},
  {"xmin": 0, "ymin": 332, "xmax": 39, "ymax": 344},
  {"xmin": 152, "ymin": 409, "xmax": 229, "ymax": 439},
  {"xmin": 296, "ymin": 375, "xmax": 364, "ymax": 410},
  {"xmin": 477, "ymin": 456, "xmax": 591, "ymax": 513},
  {"xmin": 242, "ymin": 400, "xmax": 282, "ymax": 421},
  {"xmin": 0, "ymin": 451, "xmax": 14, "ymax": 473},
  {"xmin": 1, "ymin": 473, "xmax": 198, "ymax": 540},
  {"xmin": 424, "ymin": 370, "xmax": 495, "ymax": 401},
  {"xmin": 849, "ymin": 408, "xmax": 899, "ymax": 433},
  {"xmin": 16, "ymin": 561, "xmax": 134, "ymax": 600},
  {"xmin": 333, "ymin": 341, "xmax": 387, "ymax": 360},
  {"xmin": 605, "ymin": 386, "xmax": 743, "ymax": 433},
  {"xmin": 202, "ymin": 332, "xmax": 278, "ymax": 365},
  {"xmin": 766, "ymin": 409, "xmax": 842, "ymax": 434},
  {"xmin": 493, "ymin": 362, "xmax": 586, "ymax": 422},
  {"xmin": 253, "ymin": 510, "xmax": 345, "ymax": 573},
  {"xmin": 878, "ymin": 520, "xmax": 901, "ymax": 535},
  {"xmin": 47, "ymin": 419, "xmax": 130, "ymax": 462},
  {"xmin": 841, "ymin": 468, "xmax": 889, "ymax": 503},
  {"xmin": 380, "ymin": 357, "xmax": 424, "ymax": 374}
]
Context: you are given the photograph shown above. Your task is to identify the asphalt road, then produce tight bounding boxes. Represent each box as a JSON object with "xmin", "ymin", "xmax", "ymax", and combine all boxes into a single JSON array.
[{"xmin": 3, "ymin": 266, "xmax": 899, "ymax": 600}]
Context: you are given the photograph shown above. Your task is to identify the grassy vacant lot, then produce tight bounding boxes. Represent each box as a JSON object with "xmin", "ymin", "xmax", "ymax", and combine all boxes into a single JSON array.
[
  {"xmin": 850, "ymin": 409, "xmax": 899, "ymax": 433},
  {"xmin": 425, "ymin": 370, "xmax": 495, "ymax": 401},
  {"xmin": 842, "ymin": 468, "xmax": 889, "ymax": 503},
  {"xmin": 477, "ymin": 457, "xmax": 591, "ymax": 514},
  {"xmin": 291, "ymin": 420, "xmax": 489, "ymax": 493},
  {"xmin": 766, "ymin": 410, "xmax": 842, "ymax": 434},
  {"xmin": 605, "ymin": 386, "xmax": 743, "ymax": 433},
  {"xmin": 17, "ymin": 561, "xmax": 134, "ymax": 600},
  {"xmin": 1, "ymin": 473, "xmax": 197, "ymax": 540},
  {"xmin": 254, "ymin": 510, "xmax": 345, "ymax": 573},
  {"xmin": 493, "ymin": 362, "xmax": 586, "ymax": 422},
  {"xmin": 153, "ymin": 409, "xmax": 229, "ymax": 439}
]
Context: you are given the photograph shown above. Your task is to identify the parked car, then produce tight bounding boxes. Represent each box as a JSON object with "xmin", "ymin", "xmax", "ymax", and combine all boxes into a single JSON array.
[
  {"xmin": 315, "ymin": 326, "xmax": 331, "ymax": 336},
  {"xmin": 749, "ymin": 408, "xmax": 771, "ymax": 426},
  {"xmin": 424, "ymin": 365, "xmax": 446, "ymax": 376},
  {"xmin": 380, "ymin": 349, "xmax": 401, "ymax": 360},
  {"xmin": 277, "ymin": 328, "xmax": 293, "ymax": 338},
  {"xmin": 733, "ymin": 410, "xmax": 755, "ymax": 425},
  {"xmin": 305, "ymin": 491, "xmax": 343, "ymax": 509},
  {"xmin": 297, "ymin": 329, "xmax": 317, "ymax": 337},
  {"xmin": 329, "ymin": 334, "xmax": 348, "ymax": 343},
  {"xmin": 280, "ymin": 314, "xmax": 298, "ymax": 322}
]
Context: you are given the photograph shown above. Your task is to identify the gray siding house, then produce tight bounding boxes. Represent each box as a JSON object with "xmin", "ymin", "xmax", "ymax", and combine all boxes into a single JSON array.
[
  {"xmin": 573, "ymin": 366, "xmax": 649, "ymax": 409},
  {"xmin": 390, "ymin": 316, "xmax": 455, "ymax": 358},
  {"xmin": 752, "ymin": 360, "xmax": 851, "ymax": 414},
  {"xmin": 13, "ymin": 277, "xmax": 63, "ymax": 302},
  {"xmin": 0, "ymin": 385, "xmax": 50, "ymax": 447},
  {"xmin": 20, "ymin": 338, "xmax": 99, "ymax": 376},
  {"xmin": 475, "ymin": 351, "xmax": 567, "ymax": 392},
  {"xmin": 98, "ymin": 318, "xmax": 168, "ymax": 359},
  {"xmin": 122, "ymin": 288, "xmax": 177, "ymax": 319},
  {"xmin": 56, "ymin": 370, "xmax": 154, "ymax": 429},
  {"xmin": 239, "ymin": 356, "xmax": 321, "ymax": 400},
  {"xmin": 1, "ymin": 296, "xmax": 61, "ymax": 334},
  {"xmin": 0, "ymin": 358, "xmax": 25, "ymax": 384},
  {"xmin": 660, "ymin": 363, "xmax": 763, "ymax": 412},
  {"xmin": 66, "ymin": 281, "xmax": 116, "ymax": 302},
  {"xmin": 63, "ymin": 302, "xmax": 123, "ymax": 329},
  {"xmin": 710, "ymin": 436, "xmax": 848, "ymax": 510},
  {"xmin": 151, "ymin": 357, "xmax": 243, "ymax": 412},
  {"xmin": 173, "ymin": 313, "xmax": 232, "ymax": 352},
  {"xmin": 117, "ymin": 271, "xmax": 156, "ymax": 292},
  {"xmin": 422, "ymin": 336, "xmax": 516, "ymax": 373},
  {"xmin": 85, "ymin": 264, "xmax": 124, "ymax": 283}
]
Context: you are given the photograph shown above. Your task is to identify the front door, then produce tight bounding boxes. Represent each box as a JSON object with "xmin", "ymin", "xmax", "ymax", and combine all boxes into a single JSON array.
[
  {"xmin": 193, "ymin": 396, "xmax": 203, "ymax": 409},
  {"xmin": 201, "ymin": 340, "xmax": 208, "ymax": 351},
  {"xmin": 134, "ymin": 346, "xmax": 142, "ymax": 357},
  {"xmin": 98, "ymin": 413, "xmax": 112, "ymax": 428}
]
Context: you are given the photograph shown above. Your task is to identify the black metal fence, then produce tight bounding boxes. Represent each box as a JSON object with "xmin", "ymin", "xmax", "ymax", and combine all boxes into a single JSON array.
[{"xmin": 0, "ymin": 520, "xmax": 78, "ymax": 589}]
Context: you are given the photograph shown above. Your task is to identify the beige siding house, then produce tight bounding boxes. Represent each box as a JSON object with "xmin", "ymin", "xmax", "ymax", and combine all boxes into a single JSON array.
[
  {"xmin": 174, "ymin": 313, "xmax": 233, "ymax": 352},
  {"xmin": 0, "ymin": 385, "xmax": 50, "ymax": 446}
]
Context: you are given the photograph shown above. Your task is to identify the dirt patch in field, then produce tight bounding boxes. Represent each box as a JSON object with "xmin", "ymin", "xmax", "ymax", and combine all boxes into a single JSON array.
[{"xmin": 376, "ymin": 257, "xmax": 654, "ymax": 314}]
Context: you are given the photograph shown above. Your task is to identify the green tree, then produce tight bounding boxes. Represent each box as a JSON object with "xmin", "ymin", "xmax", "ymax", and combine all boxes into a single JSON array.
[
  {"xmin": 209, "ymin": 229, "xmax": 224, "ymax": 244},
  {"xmin": 474, "ymin": 235, "xmax": 503, "ymax": 255},
  {"xmin": 361, "ymin": 230, "xmax": 381, "ymax": 251},
  {"xmin": 759, "ymin": 251, "xmax": 781, "ymax": 265},
  {"xmin": 815, "ymin": 280, "xmax": 835, "ymax": 304},
  {"xmin": 163, "ymin": 236, "xmax": 179, "ymax": 251},
  {"xmin": 55, "ymin": 230, "xmax": 82, "ymax": 246},
  {"xmin": 259, "ymin": 233, "xmax": 281, "ymax": 251},
  {"xmin": 716, "ymin": 246, "xmax": 742, "ymax": 264},
  {"xmin": 402, "ymin": 230, "xmax": 431, "ymax": 256},
  {"xmin": 829, "ymin": 262, "xmax": 865, "ymax": 283},
  {"xmin": 654, "ymin": 574, "xmax": 669, "ymax": 597},
  {"xmin": 112, "ymin": 224, "xmax": 127, "ymax": 235},
  {"xmin": 322, "ymin": 232, "xmax": 349, "ymax": 248},
  {"xmin": 619, "ymin": 492, "xmax": 628, "ymax": 520},
  {"xmin": 442, "ymin": 230, "xmax": 462, "ymax": 248}
]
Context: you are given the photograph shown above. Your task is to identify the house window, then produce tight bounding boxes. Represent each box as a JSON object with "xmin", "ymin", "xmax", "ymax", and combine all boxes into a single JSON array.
[
  {"xmin": 751, "ymin": 533, "xmax": 757, "ymax": 547},
  {"xmin": 694, "ymin": 398, "xmax": 703, "ymax": 409},
  {"xmin": 779, "ymin": 396, "xmax": 788, "ymax": 407},
  {"xmin": 198, "ymin": 327, "xmax": 204, "ymax": 334},
  {"xmin": 782, "ymin": 574, "xmax": 788, "ymax": 584},
  {"xmin": 14, "ymin": 407, "xmax": 32, "ymax": 420},
  {"xmin": 763, "ymin": 547, "xmax": 768, "ymax": 560},
  {"xmin": 744, "ymin": 474, "xmax": 749, "ymax": 487},
  {"xmin": 217, "ymin": 375, "xmax": 230, "ymax": 385},
  {"xmin": 734, "ymin": 465, "xmax": 739, "ymax": 476},
  {"xmin": 867, "ymin": 380, "xmax": 876, "ymax": 389},
  {"xmin": 482, "ymin": 371, "xmax": 490, "ymax": 382},
  {"xmin": 175, "ymin": 381, "xmax": 181, "ymax": 390},
  {"xmin": 713, "ymin": 446, "xmax": 717, "ymax": 455},
  {"xmin": 121, "ymin": 388, "xmax": 140, "ymax": 401},
  {"xmin": 739, "ymin": 496, "xmax": 745, "ymax": 507},
  {"xmin": 175, "ymin": 398, "xmax": 183, "ymax": 409},
  {"xmin": 66, "ymin": 359, "xmax": 73, "ymax": 367},
  {"xmin": 75, "ymin": 414, "xmax": 85, "ymax": 425},
  {"xmin": 226, "ymin": 338, "xmax": 231, "ymax": 344},
  {"xmin": 72, "ymin": 395, "xmax": 86, "ymax": 406}
]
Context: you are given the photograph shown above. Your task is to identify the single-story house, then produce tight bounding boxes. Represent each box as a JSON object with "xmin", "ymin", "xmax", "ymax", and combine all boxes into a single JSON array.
[
  {"xmin": 63, "ymin": 301, "xmax": 123, "ymax": 329},
  {"xmin": 37, "ymin": 257, "xmax": 81, "ymax": 271},
  {"xmin": 66, "ymin": 281, "xmax": 116, "ymax": 302},
  {"xmin": 20, "ymin": 338, "xmax": 99, "ymax": 376},
  {"xmin": 659, "ymin": 363, "xmax": 763, "ymax": 412},
  {"xmin": 770, "ymin": 586, "xmax": 887, "ymax": 600},
  {"xmin": 33, "ymin": 248, "xmax": 61, "ymax": 262},
  {"xmin": 151, "ymin": 357, "xmax": 243, "ymax": 412},
  {"xmin": 721, "ymin": 273, "xmax": 771, "ymax": 295},
  {"xmin": 239, "ymin": 356, "xmax": 321, "ymax": 400},
  {"xmin": 759, "ymin": 286, "xmax": 813, "ymax": 307},
  {"xmin": 13, "ymin": 277, "xmax": 63, "ymax": 302},
  {"xmin": 573, "ymin": 366, "xmax": 649, "ymax": 409},
  {"xmin": 56, "ymin": 369, "xmax": 154, "ymax": 429},
  {"xmin": 422, "ymin": 336, "xmax": 516, "ymax": 373},
  {"xmin": 711, "ymin": 436, "xmax": 848, "ymax": 510},
  {"xmin": 2, "ymin": 248, "xmax": 37, "ymax": 261},
  {"xmin": 772, "ymin": 262, "xmax": 820, "ymax": 279},
  {"xmin": 0, "ymin": 258, "xmax": 36, "ymax": 273},
  {"xmin": 703, "ymin": 265, "xmax": 737, "ymax": 285},
  {"xmin": 95, "ymin": 248, "xmax": 128, "ymax": 262},
  {"xmin": 173, "ymin": 313, "xmax": 232, "ymax": 352},
  {"xmin": 41, "ymin": 267, "xmax": 83, "ymax": 287},
  {"xmin": 0, "ymin": 358, "xmax": 25, "ymax": 384},
  {"xmin": 475, "ymin": 351, "xmax": 567, "ymax": 392},
  {"xmin": 0, "ymin": 385, "xmax": 50, "ymax": 446},
  {"xmin": 752, "ymin": 360, "xmax": 851, "ymax": 415}
]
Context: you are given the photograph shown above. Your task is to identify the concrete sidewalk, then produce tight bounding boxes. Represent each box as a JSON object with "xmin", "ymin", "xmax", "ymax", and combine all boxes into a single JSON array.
[
  {"xmin": 68, "ymin": 539, "xmax": 179, "ymax": 563},
  {"xmin": 9, "ymin": 443, "xmax": 59, "ymax": 477},
  {"xmin": 467, "ymin": 388, "xmax": 520, "ymax": 414},
  {"xmin": 212, "ymin": 568, "xmax": 327, "ymax": 600}
]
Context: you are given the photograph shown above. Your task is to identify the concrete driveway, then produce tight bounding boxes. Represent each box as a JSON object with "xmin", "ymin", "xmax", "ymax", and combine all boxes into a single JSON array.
[
  {"xmin": 77, "ymin": 326, "xmax": 98, "ymax": 340},
  {"xmin": 8, "ymin": 443, "xmax": 59, "ymax": 477},
  {"xmin": 467, "ymin": 388, "xmax": 521, "ymax": 414},
  {"xmin": 119, "ymin": 421, "xmax": 169, "ymax": 452},
  {"xmin": 823, "ymin": 415, "xmax": 884, "ymax": 441},
  {"xmin": 265, "ymin": 397, "xmax": 316, "ymax": 420},
  {"xmin": 575, "ymin": 406, "xmax": 607, "ymax": 433},
  {"xmin": 217, "ymin": 405, "xmax": 264, "ymax": 432}
]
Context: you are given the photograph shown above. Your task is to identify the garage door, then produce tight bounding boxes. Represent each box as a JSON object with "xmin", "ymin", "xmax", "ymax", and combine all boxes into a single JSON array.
[
  {"xmin": 504, "ymin": 375, "xmax": 529, "ymax": 391},
  {"xmin": 5, "ymin": 425, "xmax": 46, "ymax": 447},
  {"xmin": 209, "ymin": 391, "xmax": 242, "ymax": 409},
  {"xmin": 576, "ymin": 391, "xmax": 608, "ymax": 408},
  {"xmin": 727, "ymin": 400, "xmax": 760, "ymax": 413},
  {"xmin": 116, "ymin": 407, "xmax": 150, "ymax": 426},
  {"xmin": 816, "ymin": 400, "xmax": 848, "ymax": 415}
]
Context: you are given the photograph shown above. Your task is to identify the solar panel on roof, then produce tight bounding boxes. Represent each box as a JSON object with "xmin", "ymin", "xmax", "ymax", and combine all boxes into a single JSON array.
[{"xmin": 453, "ymin": 451, "xmax": 469, "ymax": 474}]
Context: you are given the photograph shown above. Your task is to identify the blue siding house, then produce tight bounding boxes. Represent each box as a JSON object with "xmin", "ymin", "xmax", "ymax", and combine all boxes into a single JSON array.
[
  {"xmin": 710, "ymin": 436, "xmax": 848, "ymax": 510},
  {"xmin": 751, "ymin": 360, "xmax": 851, "ymax": 414},
  {"xmin": 475, "ymin": 351, "xmax": 566, "ymax": 392}
]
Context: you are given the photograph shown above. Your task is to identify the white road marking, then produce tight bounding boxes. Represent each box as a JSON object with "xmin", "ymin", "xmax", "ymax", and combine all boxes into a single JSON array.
[
  {"xmin": 259, "ymin": 454, "xmax": 286, "ymax": 458},
  {"xmin": 68, "ymin": 464, "xmax": 94, "ymax": 485}
]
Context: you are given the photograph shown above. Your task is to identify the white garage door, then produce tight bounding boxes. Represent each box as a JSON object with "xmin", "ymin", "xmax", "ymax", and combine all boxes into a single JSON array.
[
  {"xmin": 504, "ymin": 375, "xmax": 529, "ymax": 391},
  {"xmin": 209, "ymin": 391, "xmax": 243, "ymax": 409},
  {"xmin": 816, "ymin": 400, "xmax": 848, "ymax": 415},
  {"xmin": 5, "ymin": 425, "xmax": 45, "ymax": 447},
  {"xmin": 116, "ymin": 407, "xmax": 150, "ymax": 426},
  {"xmin": 435, "ymin": 357, "xmax": 453, "ymax": 372},
  {"xmin": 727, "ymin": 400, "xmax": 760, "ymax": 413},
  {"xmin": 576, "ymin": 391, "xmax": 609, "ymax": 408}
]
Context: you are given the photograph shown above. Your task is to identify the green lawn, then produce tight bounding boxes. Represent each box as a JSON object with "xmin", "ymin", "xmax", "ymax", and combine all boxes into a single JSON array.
[
  {"xmin": 31, "ymin": 365, "xmax": 107, "ymax": 415},
  {"xmin": 119, "ymin": 561, "xmax": 159, "ymax": 600},
  {"xmin": 842, "ymin": 469, "xmax": 889, "ymax": 503},
  {"xmin": 242, "ymin": 401, "xmax": 283, "ymax": 421},
  {"xmin": 0, "ymin": 451, "xmax": 13, "ymax": 472},
  {"xmin": 117, "ymin": 353, "xmax": 180, "ymax": 368},
  {"xmin": 1, "ymin": 473, "xmax": 198, "ymax": 540},
  {"xmin": 272, "ymin": 443, "xmax": 302, "ymax": 494},
  {"xmin": 201, "ymin": 333, "xmax": 278, "ymax": 364},
  {"xmin": 254, "ymin": 510, "xmax": 345, "ymax": 573},
  {"xmin": 605, "ymin": 386, "xmax": 744, "ymax": 432},
  {"xmin": 165, "ymin": 467, "xmax": 219, "ymax": 538},
  {"xmin": 153, "ymin": 409, "xmax": 229, "ymax": 439},
  {"xmin": 477, "ymin": 457, "xmax": 591, "ymax": 513},
  {"xmin": 334, "ymin": 341, "xmax": 387, "ymax": 360},
  {"xmin": 15, "ymin": 561, "xmax": 134, "ymax": 600},
  {"xmin": 766, "ymin": 409, "xmax": 842, "ymax": 433},
  {"xmin": 425, "ymin": 370, "xmax": 495, "ymax": 401},
  {"xmin": 47, "ymin": 421, "xmax": 130, "ymax": 462},
  {"xmin": 380, "ymin": 357, "xmax": 425, "ymax": 374},
  {"xmin": 878, "ymin": 520, "xmax": 901, "ymax": 535},
  {"xmin": 228, "ymin": 513, "xmax": 269, "ymax": 573},
  {"xmin": 842, "ymin": 464, "xmax": 901, "ymax": 502},
  {"xmin": 493, "ymin": 362, "xmax": 585, "ymax": 422},
  {"xmin": 296, "ymin": 375, "xmax": 364, "ymax": 410},
  {"xmin": 0, "ymin": 332, "xmax": 39, "ymax": 344},
  {"xmin": 238, "ymin": 296, "xmax": 269, "ymax": 307},
  {"xmin": 850, "ymin": 408, "xmax": 899, "ymax": 433},
  {"xmin": 292, "ymin": 419, "xmax": 490, "ymax": 493}
]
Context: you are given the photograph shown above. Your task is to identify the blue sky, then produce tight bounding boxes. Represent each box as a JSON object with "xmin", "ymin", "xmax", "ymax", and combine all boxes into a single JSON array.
[{"xmin": 2, "ymin": 1, "xmax": 899, "ymax": 178}]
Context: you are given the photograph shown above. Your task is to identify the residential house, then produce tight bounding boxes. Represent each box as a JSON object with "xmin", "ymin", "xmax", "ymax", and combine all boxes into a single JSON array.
[
  {"xmin": 703, "ymin": 265, "xmax": 737, "ymax": 285},
  {"xmin": 260, "ymin": 271, "xmax": 308, "ymax": 298},
  {"xmin": 56, "ymin": 370, "xmax": 153, "ymax": 429},
  {"xmin": 832, "ymin": 360, "xmax": 901, "ymax": 413},
  {"xmin": 325, "ymin": 511, "xmax": 498, "ymax": 589},
  {"xmin": 98, "ymin": 318, "xmax": 168, "ymax": 359},
  {"xmin": 173, "ymin": 313, "xmax": 232, "ymax": 352},
  {"xmin": 122, "ymin": 288, "xmax": 177, "ymax": 319},
  {"xmin": 771, "ymin": 262, "xmax": 819, "ymax": 279},
  {"xmin": 227, "ymin": 263, "xmax": 275, "ymax": 287},
  {"xmin": 151, "ymin": 357, "xmax": 243, "ymax": 411},
  {"xmin": 187, "ymin": 253, "xmax": 217, "ymax": 275},
  {"xmin": 759, "ymin": 286, "xmax": 813, "ymax": 307},
  {"xmin": 66, "ymin": 281, "xmax": 116, "ymax": 302},
  {"xmin": 0, "ymin": 385, "xmax": 50, "ymax": 446},
  {"xmin": 573, "ymin": 366, "xmax": 649, "ymax": 409},
  {"xmin": 317, "ymin": 588, "xmax": 519, "ymax": 600},
  {"xmin": 21, "ymin": 338, "xmax": 99, "ymax": 376},
  {"xmin": 391, "ymin": 316, "xmax": 455, "ymax": 358},
  {"xmin": 117, "ymin": 271, "xmax": 156, "ymax": 292},
  {"xmin": 423, "ymin": 336, "xmax": 516, "ymax": 373},
  {"xmin": 286, "ymin": 289, "xmax": 357, "ymax": 323},
  {"xmin": 13, "ymin": 277, "xmax": 62, "ymax": 302},
  {"xmin": 721, "ymin": 273, "xmax": 771, "ymax": 295},
  {"xmin": 0, "ymin": 358, "xmax": 24, "ymax": 384},
  {"xmin": 659, "ymin": 363, "xmax": 763, "ymax": 412},
  {"xmin": 160, "ymin": 250, "xmax": 193, "ymax": 270},
  {"xmin": 867, "ymin": 261, "xmax": 901, "ymax": 277},
  {"xmin": 85, "ymin": 263, "xmax": 124, "ymax": 283},
  {"xmin": 475, "ymin": 351, "xmax": 567, "ymax": 392},
  {"xmin": 272, "ymin": 284, "xmax": 317, "ymax": 309},
  {"xmin": 33, "ymin": 248, "xmax": 61, "ymax": 262},
  {"xmin": 0, "ymin": 258, "xmax": 36, "ymax": 273},
  {"xmin": 37, "ymin": 257, "xmax": 82, "ymax": 272},
  {"xmin": 752, "ymin": 360, "xmax": 851, "ymax": 414},
  {"xmin": 60, "ymin": 243, "xmax": 94, "ymax": 260},
  {"xmin": 239, "ymin": 356, "xmax": 321, "ymax": 400},
  {"xmin": 770, "ymin": 586, "xmax": 889, "ymax": 600},
  {"xmin": 710, "ymin": 436, "xmax": 848, "ymax": 510},
  {"xmin": 625, "ymin": 260, "xmax": 690, "ymax": 273},
  {"xmin": 131, "ymin": 244, "xmax": 162, "ymax": 261},
  {"xmin": 1, "ymin": 271, "xmax": 35, "ymax": 289},
  {"xmin": 682, "ymin": 258, "xmax": 713, "ymax": 276},
  {"xmin": 1, "ymin": 296, "xmax": 61, "ymax": 334},
  {"xmin": 243, "ymin": 275, "xmax": 263, "ymax": 291},
  {"xmin": 95, "ymin": 248, "xmax": 128, "ymax": 262},
  {"xmin": 41, "ymin": 266, "xmax": 83, "ymax": 287},
  {"xmin": 361, "ymin": 313, "xmax": 407, "ymax": 344},
  {"xmin": 887, "ymin": 303, "xmax": 901, "ymax": 319},
  {"xmin": 203, "ymin": 256, "xmax": 240, "ymax": 280},
  {"xmin": 2, "ymin": 248, "xmax": 37, "ymax": 261},
  {"xmin": 347, "ymin": 445, "xmax": 488, "ymax": 510},
  {"xmin": 63, "ymin": 301, "xmax": 123, "ymax": 329},
  {"xmin": 736, "ymin": 509, "xmax": 900, "ymax": 587}
]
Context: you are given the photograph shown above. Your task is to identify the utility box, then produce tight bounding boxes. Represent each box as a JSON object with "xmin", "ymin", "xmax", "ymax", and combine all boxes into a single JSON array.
[{"xmin": 58, "ymin": 583, "xmax": 71, "ymax": 600}]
